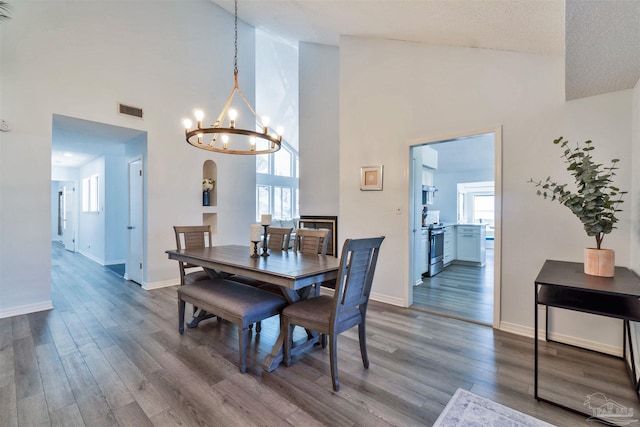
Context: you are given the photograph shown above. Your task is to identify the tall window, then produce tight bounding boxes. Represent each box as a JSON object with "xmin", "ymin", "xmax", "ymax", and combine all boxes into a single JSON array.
[
  {"xmin": 255, "ymin": 29, "xmax": 299, "ymax": 220},
  {"xmin": 82, "ymin": 174, "xmax": 99, "ymax": 212},
  {"xmin": 457, "ymin": 181, "xmax": 494, "ymax": 225},
  {"xmin": 256, "ymin": 143, "xmax": 299, "ymax": 221},
  {"xmin": 473, "ymin": 195, "xmax": 494, "ymax": 226}
]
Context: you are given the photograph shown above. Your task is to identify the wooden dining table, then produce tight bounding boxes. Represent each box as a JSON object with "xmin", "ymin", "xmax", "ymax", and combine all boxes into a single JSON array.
[{"xmin": 166, "ymin": 245, "xmax": 340, "ymax": 372}]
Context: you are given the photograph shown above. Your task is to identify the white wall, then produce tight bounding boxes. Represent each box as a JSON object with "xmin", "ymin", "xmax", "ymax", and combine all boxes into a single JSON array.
[
  {"xmin": 0, "ymin": 1, "xmax": 256, "ymax": 316},
  {"xmin": 104, "ymin": 145, "xmax": 128, "ymax": 264},
  {"xmin": 78, "ymin": 156, "xmax": 106, "ymax": 264},
  {"xmin": 299, "ymin": 42, "xmax": 340, "ymax": 217},
  {"xmin": 339, "ymin": 36, "xmax": 634, "ymax": 348}
]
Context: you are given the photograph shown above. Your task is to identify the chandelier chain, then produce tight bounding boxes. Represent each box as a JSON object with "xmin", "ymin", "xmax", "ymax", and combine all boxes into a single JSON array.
[{"xmin": 233, "ymin": 0, "xmax": 238, "ymax": 75}]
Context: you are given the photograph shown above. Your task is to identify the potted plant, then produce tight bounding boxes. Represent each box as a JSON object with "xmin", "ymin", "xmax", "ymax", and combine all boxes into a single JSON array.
[
  {"xmin": 202, "ymin": 178, "xmax": 215, "ymax": 206},
  {"xmin": 529, "ymin": 136, "xmax": 626, "ymax": 277}
]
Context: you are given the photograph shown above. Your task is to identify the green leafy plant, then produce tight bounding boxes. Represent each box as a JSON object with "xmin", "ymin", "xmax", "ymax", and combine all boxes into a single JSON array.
[{"xmin": 529, "ymin": 136, "xmax": 626, "ymax": 250}]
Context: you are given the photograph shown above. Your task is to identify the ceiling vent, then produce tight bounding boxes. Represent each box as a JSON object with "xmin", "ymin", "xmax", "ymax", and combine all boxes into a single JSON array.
[{"xmin": 118, "ymin": 103, "xmax": 143, "ymax": 119}]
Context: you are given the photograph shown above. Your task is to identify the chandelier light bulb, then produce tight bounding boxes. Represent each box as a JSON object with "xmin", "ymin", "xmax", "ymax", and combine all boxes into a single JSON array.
[
  {"xmin": 194, "ymin": 110, "xmax": 204, "ymax": 128},
  {"xmin": 183, "ymin": 119, "xmax": 192, "ymax": 130},
  {"xmin": 250, "ymin": 137, "xmax": 256, "ymax": 151},
  {"xmin": 276, "ymin": 126, "xmax": 284, "ymax": 137},
  {"xmin": 262, "ymin": 116, "xmax": 270, "ymax": 133},
  {"xmin": 228, "ymin": 109, "xmax": 237, "ymax": 128},
  {"xmin": 197, "ymin": 133, "xmax": 203, "ymax": 144},
  {"xmin": 222, "ymin": 134, "xmax": 229, "ymax": 149}
]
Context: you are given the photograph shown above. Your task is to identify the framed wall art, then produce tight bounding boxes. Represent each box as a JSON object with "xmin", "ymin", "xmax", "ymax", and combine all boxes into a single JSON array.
[{"xmin": 360, "ymin": 165, "xmax": 383, "ymax": 191}]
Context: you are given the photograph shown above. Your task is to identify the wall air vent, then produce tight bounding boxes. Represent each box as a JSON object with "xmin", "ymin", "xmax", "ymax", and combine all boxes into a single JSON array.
[{"xmin": 118, "ymin": 103, "xmax": 144, "ymax": 119}]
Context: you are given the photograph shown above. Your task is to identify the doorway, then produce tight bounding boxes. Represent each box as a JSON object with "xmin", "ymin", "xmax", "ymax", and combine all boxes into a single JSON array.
[
  {"xmin": 409, "ymin": 128, "xmax": 502, "ymax": 327},
  {"xmin": 51, "ymin": 114, "xmax": 147, "ymax": 285}
]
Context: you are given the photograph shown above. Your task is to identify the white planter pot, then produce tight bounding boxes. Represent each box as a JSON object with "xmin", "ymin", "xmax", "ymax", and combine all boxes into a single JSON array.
[{"xmin": 584, "ymin": 248, "xmax": 615, "ymax": 277}]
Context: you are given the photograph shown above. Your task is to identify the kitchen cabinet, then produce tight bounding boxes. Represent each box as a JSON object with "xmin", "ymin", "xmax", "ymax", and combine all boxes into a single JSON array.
[
  {"xmin": 443, "ymin": 226, "xmax": 456, "ymax": 266},
  {"xmin": 456, "ymin": 225, "xmax": 486, "ymax": 265}
]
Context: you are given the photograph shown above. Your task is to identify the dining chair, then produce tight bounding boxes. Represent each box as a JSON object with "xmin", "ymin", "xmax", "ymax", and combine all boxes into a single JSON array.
[
  {"xmin": 293, "ymin": 228, "xmax": 331, "ymax": 295},
  {"xmin": 281, "ymin": 236, "xmax": 385, "ymax": 391},
  {"xmin": 173, "ymin": 225, "xmax": 213, "ymax": 286},
  {"xmin": 293, "ymin": 228, "xmax": 330, "ymax": 256},
  {"xmin": 266, "ymin": 226, "xmax": 294, "ymax": 252}
]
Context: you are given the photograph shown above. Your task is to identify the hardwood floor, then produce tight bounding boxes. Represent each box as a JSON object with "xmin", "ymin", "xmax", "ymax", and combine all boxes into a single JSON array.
[
  {"xmin": 0, "ymin": 242, "xmax": 636, "ymax": 426},
  {"xmin": 413, "ymin": 249, "xmax": 494, "ymax": 324}
]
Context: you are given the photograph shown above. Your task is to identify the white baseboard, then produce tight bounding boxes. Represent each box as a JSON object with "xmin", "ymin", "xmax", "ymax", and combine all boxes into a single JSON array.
[
  {"xmin": 143, "ymin": 279, "xmax": 179, "ymax": 290},
  {"xmin": 78, "ymin": 250, "xmax": 105, "ymax": 266},
  {"xmin": 499, "ymin": 320, "xmax": 623, "ymax": 358},
  {"xmin": 0, "ymin": 300, "xmax": 53, "ymax": 319},
  {"xmin": 370, "ymin": 292, "xmax": 405, "ymax": 307},
  {"xmin": 105, "ymin": 259, "xmax": 126, "ymax": 266}
]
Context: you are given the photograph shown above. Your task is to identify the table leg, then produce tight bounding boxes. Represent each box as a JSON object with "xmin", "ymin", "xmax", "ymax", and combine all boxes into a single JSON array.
[
  {"xmin": 262, "ymin": 286, "xmax": 320, "ymax": 372},
  {"xmin": 187, "ymin": 308, "xmax": 216, "ymax": 328}
]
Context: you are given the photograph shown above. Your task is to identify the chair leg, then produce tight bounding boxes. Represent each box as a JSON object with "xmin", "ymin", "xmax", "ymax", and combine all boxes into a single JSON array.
[
  {"xmin": 329, "ymin": 334, "xmax": 339, "ymax": 391},
  {"xmin": 178, "ymin": 298, "xmax": 186, "ymax": 334},
  {"xmin": 321, "ymin": 334, "xmax": 327, "ymax": 349},
  {"xmin": 238, "ymin": 326, "xmax": 249, "ymax": 373},
  {"xmin": 256, "ymin": 321, "xmax": 262, "ymax": 334},
  {"xmin": 358, "ymin": 322, "xmax": 369, "ymax": 368},
  {"xmin": 282, "ymin": 316, "xmax": 292, "ymax": 367}
]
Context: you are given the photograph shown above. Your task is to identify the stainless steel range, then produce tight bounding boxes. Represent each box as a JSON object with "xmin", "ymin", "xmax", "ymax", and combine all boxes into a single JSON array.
[{"xmin": 423, "ymin": 223, "xmax": 445, "ymax": 277}]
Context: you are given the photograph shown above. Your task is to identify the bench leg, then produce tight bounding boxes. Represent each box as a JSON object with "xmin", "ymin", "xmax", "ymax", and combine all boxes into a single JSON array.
[
  {"xmin": 178, "ymin": 298, "xmax": 185, "ymax": 334},
  {"xmin": 238, "ymin": 326, "xmax": 249, "ymax": 373}
]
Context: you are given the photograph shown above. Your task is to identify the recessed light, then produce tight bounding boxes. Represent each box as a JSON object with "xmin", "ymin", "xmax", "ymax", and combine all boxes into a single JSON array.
[{"xmin": 63, "ymin": 152, "xmax": 73, "ymax": 157}]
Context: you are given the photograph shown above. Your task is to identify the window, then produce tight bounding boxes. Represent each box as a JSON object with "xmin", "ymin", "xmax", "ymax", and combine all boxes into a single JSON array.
[
  {"xmin": 256, "ymin": 143, "xmax": 299, "ymax": 221},
  {"xmin": 82, "ymin": 174, "xmax": 99, "ymax": 213},
  {"xmin": 457, "ymin": 181, "xmax": 494, "ymax": 225},
  {"xmin": 257, "ymin": 185, "xmax": 271, "ymax": 217},
  {"xmin": 473, "ymin": 195, "xmax": 494, "ymax": 226}
]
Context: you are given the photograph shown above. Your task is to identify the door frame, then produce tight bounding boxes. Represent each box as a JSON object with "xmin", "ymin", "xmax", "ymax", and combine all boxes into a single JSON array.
[
  {"xmin": 407, "ymin": 125, "xmax": 502, "ymax": 328},
  {"xmin": 127, "ymin": 156, "xmax": 145, "ymax": 285}
]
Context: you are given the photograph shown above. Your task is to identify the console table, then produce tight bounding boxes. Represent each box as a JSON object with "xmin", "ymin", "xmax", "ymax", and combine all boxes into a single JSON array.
[{"xmin": 534, "ymin": 260, "xmax": 640, "ymax": 417}]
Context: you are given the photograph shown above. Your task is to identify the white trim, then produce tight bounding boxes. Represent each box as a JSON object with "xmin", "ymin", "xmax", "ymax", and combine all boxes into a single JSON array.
[
  {"xmin": 78, "ymin": 250, "xmax": 105, "ymax": 266},
  {"xmin": 142, "ymin": 279, "xmax": 179, "ymax": 290},
  {"xmin": 499, "ymin": 319, "xmax": 623, "ymax": 358},
  {"xmin": 105, "ymin": 259, "xmax": 126, "ymax": 266},
  {"xmin": 406, "ymin": 125, "xmax": 503, "ymax": 328},
  {"xmin": 370, "ymin": 292, "xmax": 406, "ymax": 307},
  {"xmin": 0, "ymin": 301, "xmax": 53, "ymax": 319}
]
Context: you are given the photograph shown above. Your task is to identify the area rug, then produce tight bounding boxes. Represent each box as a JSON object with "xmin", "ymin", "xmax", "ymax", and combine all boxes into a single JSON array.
[{"xmin": 433, "ymin": 388, "xmax": 556, "ymax": 427}]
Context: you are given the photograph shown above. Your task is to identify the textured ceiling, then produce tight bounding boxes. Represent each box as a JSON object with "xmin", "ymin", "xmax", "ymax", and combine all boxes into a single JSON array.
[{"xmin": 212, "ymin": 0, "xmax": 640, "ymax": 101}]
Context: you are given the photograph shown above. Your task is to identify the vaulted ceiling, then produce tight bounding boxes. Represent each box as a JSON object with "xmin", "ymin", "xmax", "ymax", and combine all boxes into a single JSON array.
[{"xmin": 212, "ymin": 0, "xmax": 640, "ymax": 101}]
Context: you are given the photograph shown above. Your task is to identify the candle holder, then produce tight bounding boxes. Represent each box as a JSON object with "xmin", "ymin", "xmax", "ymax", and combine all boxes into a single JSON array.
[
  {"xmin": 250, "ymin": 241, "xmax": 260, "ymax": 258},
  {"xmin": 261, "ymin": 225, "xmax": 270, "ymax": 257}
]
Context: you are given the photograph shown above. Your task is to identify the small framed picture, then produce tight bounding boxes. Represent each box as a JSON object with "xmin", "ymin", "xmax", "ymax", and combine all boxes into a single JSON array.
[{"xmin": 360, "ymin": 165, "xmax": 383, "ymax": 191}]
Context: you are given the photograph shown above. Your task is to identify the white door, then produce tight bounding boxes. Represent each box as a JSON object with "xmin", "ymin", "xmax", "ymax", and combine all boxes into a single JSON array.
[
  {"xmin": 62, "ymin": 182, "xmax": 77, "ymax": 252},
  {"xmin": 411, "ymin": 149, "xmax": 425, "ymax": 289},
  {"xmin": 127, "ymin": 159, "xmax": 144, "ymax": 284}
]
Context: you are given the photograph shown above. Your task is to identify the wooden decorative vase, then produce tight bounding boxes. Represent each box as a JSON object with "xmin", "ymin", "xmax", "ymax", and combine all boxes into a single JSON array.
[{"xmin": 584, "ymin": 248, "xmax": 615, "ymax": 277}]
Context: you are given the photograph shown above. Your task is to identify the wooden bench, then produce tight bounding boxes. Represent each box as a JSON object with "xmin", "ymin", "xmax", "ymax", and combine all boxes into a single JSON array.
[{"xmin": 177, "ymin": 279, "xmax": 287, "ymax": 373}]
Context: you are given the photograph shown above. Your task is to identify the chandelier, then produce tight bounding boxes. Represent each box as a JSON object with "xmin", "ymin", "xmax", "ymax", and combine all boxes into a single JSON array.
[{"xmin": 182, "ymin": 0, "xmax": 282, "ymax": 155}]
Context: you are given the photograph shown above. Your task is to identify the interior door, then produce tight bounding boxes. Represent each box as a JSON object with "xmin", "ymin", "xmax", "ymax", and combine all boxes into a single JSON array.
[
  {"xmin": 411, "ymin": 149, "xmax": 425, "ymax": 289},
  {"xmin": 127, "ymin": 159, "xmax": 144, "ymax": 284},
  {"xmin": 62, "ymin": 182, "xmax": 77, "ymax": 252}
]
